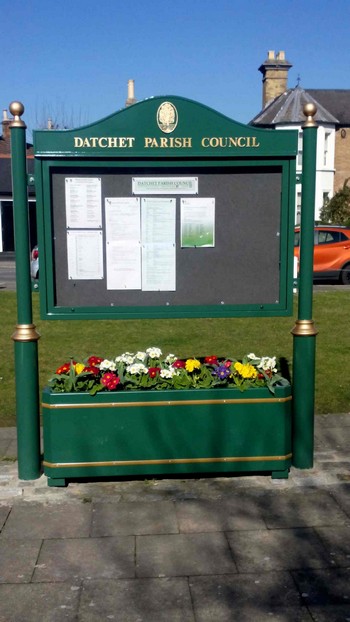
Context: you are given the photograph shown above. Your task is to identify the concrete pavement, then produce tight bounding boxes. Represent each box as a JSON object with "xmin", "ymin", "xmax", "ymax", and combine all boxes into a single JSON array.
[{"xmin": 0, "ymin": 414, "xmax": 350, "ymax": 621}]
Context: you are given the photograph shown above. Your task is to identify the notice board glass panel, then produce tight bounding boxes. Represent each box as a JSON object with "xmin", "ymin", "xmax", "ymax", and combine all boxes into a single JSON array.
[{"xmin": 44, "ymin": 164, "xmax": 289, "ymax": 317}]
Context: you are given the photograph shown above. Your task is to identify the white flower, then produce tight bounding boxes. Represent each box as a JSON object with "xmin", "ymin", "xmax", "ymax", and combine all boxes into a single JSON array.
[
  {"xmin": 115, "ymin": 352, "xmax": 135, "ymax": 365},
  {"xmin": 146, "ymin": 347, "xmax": 162, "ymax": 359},
  {"xmin": 257, "ymin": 356, "xmax": 277, "ymax": 372},
  {"xmin": 247, "ymin": 353, "xmax": 258, "ymax": 360},
  {"xmin": 135, "ymin": 351, "xmax": 147, "ymax": 361},
  {"xmin": 99, "ymin": 359, "xmax": 117, "ymax": 371},
  {"xmin": 126, "ymin": 363, "xmax": 148, "ymax": 375},
  {"xmin": 164, "ymin": 353, "xmax": 177, "ymax": 364},
  {"xmin": 160, "ymin": 368, "xmax": 179, "ymax": 379}
]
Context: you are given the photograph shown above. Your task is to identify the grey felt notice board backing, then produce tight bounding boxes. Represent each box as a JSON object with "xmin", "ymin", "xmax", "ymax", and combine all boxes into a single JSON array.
[{"xmin": 50, "ymin": 165, "xmax": 283, "ymax": 311}]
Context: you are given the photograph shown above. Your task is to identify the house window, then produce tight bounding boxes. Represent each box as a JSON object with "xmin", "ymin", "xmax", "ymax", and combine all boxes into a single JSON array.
[
  {"xmin": 323, "ymin": 191, "xmax": 330, "ymax": 206},
  {"xmin": 297, "ymin": 132, "xmax": 303, "ymax": 167},
  {"xmin": 296, "ymin": 192, "xmax": 302, "ymax": 224},
  {"xmin": 323, "ymin": 132, "xmax": 330, "ymax": 167}
]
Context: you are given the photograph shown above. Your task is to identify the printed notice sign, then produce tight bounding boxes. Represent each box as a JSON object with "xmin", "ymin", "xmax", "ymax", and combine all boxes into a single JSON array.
[
  {"xmin": 142, "ymin": 243, "xmax": 176, "ymax": 291},
  {"xmin": 180, "ymin": 198, "xmax": 215, "ymax": 247},
  {"xmin": 67, "ymin": 230, "xmax": 103, "ymax": 280},
  {"xmin": 105, "ymin": 197, "xmax": 141, "ymax": 290},
  {"xmin": 105, "ymin": 197, "xmax": 140, "ymax": 243},
  {"xmin": 141, "ymin": 197, "xmax": 176, "ymax": 291},
  {"xmin": 133, "ymin": 177, "xmax": 198, "ymax": 195},
  {"xmin": 65, "ymin": 177, "xmax": 102, "ymax": 229}
]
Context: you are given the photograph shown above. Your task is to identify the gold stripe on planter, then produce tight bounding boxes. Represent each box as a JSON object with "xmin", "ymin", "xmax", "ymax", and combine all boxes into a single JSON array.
[
  {"xmin": 42, "ymin": 395, "xmax": 292, "ymax": 409},
  {"xmin": 43, "ymin": 453, "xmax": 293, "ymax": 469}
]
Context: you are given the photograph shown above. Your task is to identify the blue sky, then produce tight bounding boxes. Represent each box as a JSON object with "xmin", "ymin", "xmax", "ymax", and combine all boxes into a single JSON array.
[{"xmin": 2, "ymin": 0, "xmax": 350, "ymax": 136}]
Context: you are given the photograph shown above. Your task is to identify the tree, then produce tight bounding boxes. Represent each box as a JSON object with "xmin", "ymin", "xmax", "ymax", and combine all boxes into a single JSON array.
[
  {"xmin": 320, "ymin": 178, "xmax": 350, "ymax": 225},
  {"xmin": 26, "ymin": 100, "xmax": 89, "ymax": 142}
]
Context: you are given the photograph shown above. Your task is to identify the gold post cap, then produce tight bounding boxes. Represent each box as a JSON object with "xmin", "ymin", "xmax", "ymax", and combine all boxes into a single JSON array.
[
  {"xmin": 303, "ymin": 103, "xmax": 317, "ymax": 128},
  {"xmin": 9, "ymin": 101, "xmax": 26, "ymax": 128}
]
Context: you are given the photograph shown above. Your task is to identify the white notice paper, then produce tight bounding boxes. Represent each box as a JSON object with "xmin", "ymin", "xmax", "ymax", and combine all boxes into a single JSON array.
[
  {"xmin": 105, "ymin": 197, "xmax": 141, "ymax": 290},
  {"xmin": 106, "ymin": 243, "xmax": 141, "ymax": 290},
  {"xmin": 67, "ymin": 230, "xmax": 103, "ymax": 280},
  {"xmin": 142, "ymin": 243, "xmax": 176, "ymax": 292},
  {"xmin": 105, "ymin": 197, "xmax": 141, "ymax": 243},
  {"xmin": 65, "ymin": 177, "xmax": 102, "ymax": 229},
  {"xmin": 141, "ymin": 197, "xmax": 176, "ymax": 291}
]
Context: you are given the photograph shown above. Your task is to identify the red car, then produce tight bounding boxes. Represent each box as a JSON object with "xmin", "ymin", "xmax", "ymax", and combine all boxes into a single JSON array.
[{"xmin": 294, "ymin": 226, "xmax": 350, "ymax": 284}]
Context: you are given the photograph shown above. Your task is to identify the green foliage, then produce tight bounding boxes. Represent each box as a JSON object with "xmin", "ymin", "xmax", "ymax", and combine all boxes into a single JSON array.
[{"xmin": 320, "ymin": 178, "xmax": 350, "ymax": 225}]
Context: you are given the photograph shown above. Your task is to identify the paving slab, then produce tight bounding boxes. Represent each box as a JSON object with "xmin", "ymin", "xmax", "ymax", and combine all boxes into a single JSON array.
[
  {"xmin": 330, "ymin": 484, "xmax": 350, "ymax": 517},
  {"xmin": 292, "ymin": 568, "xmax": 350, "ymax": 620},
  {"xmin": 0, "ymin": 505, "xmax": 10, "ymax": 530},
  {"xmin": 0, "ymin": 582, "xmax": 80, "ymax": 622},
  {"xmin": 0, "ymin": 440, "xmax": 11, "ymax": 458},
  {"xmin": 314, "ymin": 526, "xmax": 350, "ymax": 567},
  {"xmin": 305, "ymin": 606, "xmax": 350, "ymax": 621},
  {"xmin": 227, "ymin": 528, "xmax": 331, "ymax": 572},
  {"xmin": 136, "ymin": 532, "xmax": 237, "ymax": 577},
  {"xmin": 91, "ymin": 500, "xmax": 178, "ymax": 536},
  {"xmin": 3, "ymin": 440, "xmax": 17, "ymax": 458},
  {"xmin": 315, "ymin": 426, "xmax": 350, "ymax": 450},
  {"xmin": 260, "ymin": 490, "xmax": 350, "ymax": 528},
  {"xmin": 0, "ymin": 538, "xmax": 42, "ymax": 583},
  {"xmin": 175, "ymin": 494, "xmax": 267, "ymax": 532},
  {"xmin": 79, "ymin": 577, "xmax": 195, "ymax": 622},
  {"xmin": 0, "ymin": 501, "xmax": 92, "ymax": 539},
  {"xmin": 315, "ymin": 414, "xmax": 350, "ymax": 428},
  {"xmin": 33, "ymin": 536, "xmax": 135, "ymax": 582},
  {"xmin": 189, "ymin": 572, "xmax": 313, "ymax": 622},
  {"xmin": 0, "ymin": 428, "xmax": 17, "ymax": 440}
]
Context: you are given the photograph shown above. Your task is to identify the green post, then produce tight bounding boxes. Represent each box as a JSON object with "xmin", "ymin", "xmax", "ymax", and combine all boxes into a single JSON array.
[
  {"xmin": 9, "ymin": 101, "xmax": 41, "ymax": 480},
  {"xmin": 291, "ymin": 103, "xmax": 318, "ymax": 468}
]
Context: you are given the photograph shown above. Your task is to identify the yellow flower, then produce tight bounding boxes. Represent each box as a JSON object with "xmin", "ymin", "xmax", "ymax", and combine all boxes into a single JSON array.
[
  {"xmin": 185, "ymin": 358, "xmax": 201, "ymax": 372},
  {"xmin": 234, "ymin": 362, "xmax": 257, "ymax": 379},
  {"xmin": 74, "ymin": 363, "xmax": 85, "ymax": 375}
]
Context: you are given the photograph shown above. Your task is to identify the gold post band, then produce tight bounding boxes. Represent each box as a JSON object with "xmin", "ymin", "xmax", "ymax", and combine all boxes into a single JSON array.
[
  {"xmin": 12, "ymin": 323, "xmax": 41, "ymax": 342},
  {"xmin": 291, "ymin": 319, "xmax": 318, "ymax": 336}
]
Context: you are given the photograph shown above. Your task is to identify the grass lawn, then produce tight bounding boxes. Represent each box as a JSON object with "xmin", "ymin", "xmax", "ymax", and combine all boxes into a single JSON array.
[{"xmin": 0, "ymin": 290, "xmax": 349, "ymax": 426}]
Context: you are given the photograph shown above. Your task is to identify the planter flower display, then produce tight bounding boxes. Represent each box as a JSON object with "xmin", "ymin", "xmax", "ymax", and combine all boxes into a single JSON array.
[
  {"xmin": 43, "ymin": 348, "xmax": 292, "ymax": 487},
  {"xmin": 49, "ymin": 347, "xmax": 288, "ymax": 395}
]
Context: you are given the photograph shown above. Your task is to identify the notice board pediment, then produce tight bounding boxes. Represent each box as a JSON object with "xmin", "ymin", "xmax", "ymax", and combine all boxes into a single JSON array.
[{"xmin": 34, "ymin": 95, "xmax": 297, "ymax": 159}]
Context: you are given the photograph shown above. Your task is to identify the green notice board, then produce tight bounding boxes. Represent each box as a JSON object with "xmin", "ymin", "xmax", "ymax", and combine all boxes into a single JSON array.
[{"xmin": 33, "ymin": 96, "xmax": 297, "ymax": 319}]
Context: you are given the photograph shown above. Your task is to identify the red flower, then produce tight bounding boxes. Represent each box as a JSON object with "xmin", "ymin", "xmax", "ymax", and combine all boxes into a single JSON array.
[
  {"xmin": 224, "ymin": 360, "xmax": 232, "ymax": 368},
  {"xmin": 88, "ymin": 356, "xmax": 104, "ymax": 366},
  {"xmin": 101, "ymin": 372, "xmax": 120, "ymax": 390},
  {"xmin": 172, "ymin": 360, "xmax": 186, "ymax": 368},
  {"xmin": 148, "ymin": 367, "xmax": 161, "ymax": 378},
  {"xmin": 56, "ymin": 363, "xmax": 71, "ymax": 374},
  {"xmin": 83, "ymin": 366, "xmax": 100, "ymax": 375},
  {"xmin": 204, "ymin": 356, "xmax": 218, "ymax": 365}
]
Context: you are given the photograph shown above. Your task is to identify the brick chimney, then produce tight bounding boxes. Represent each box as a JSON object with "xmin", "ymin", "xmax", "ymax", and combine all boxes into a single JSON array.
[
  {"xmin": 2, "ymin": 109, "xmax": 11, "ymax": 141},
  {"xmin": 125, "ymin": 79, "xmax": 137, "ymax": 107},
  {"xmin": 258, "ymin": 51, "xmax": 292, "ymax": 107}
]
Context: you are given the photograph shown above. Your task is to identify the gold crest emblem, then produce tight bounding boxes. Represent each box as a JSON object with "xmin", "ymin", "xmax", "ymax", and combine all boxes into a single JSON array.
[{"xmin": 157, "ymin": 102, "xmax": 178, "ymax": 134}]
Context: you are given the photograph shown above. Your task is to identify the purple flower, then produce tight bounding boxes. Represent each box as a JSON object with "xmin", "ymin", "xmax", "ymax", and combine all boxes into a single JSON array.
[{"xmin": 212, "ymin": 365, "xmax": 230, "ymax": 380}]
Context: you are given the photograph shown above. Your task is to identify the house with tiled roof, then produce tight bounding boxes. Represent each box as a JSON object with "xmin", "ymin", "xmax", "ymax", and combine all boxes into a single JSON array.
[
  {"xmin": 0, "ymin": 110, "xmax": 35, "ymax": 252},
  {"xmin": 251, "ymin": 51, "xmax": 350, "ymax": 222}
]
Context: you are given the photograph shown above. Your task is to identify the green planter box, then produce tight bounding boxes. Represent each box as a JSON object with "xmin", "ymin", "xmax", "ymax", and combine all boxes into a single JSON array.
[{"xmin": 42, "ymin": 384, "xmax": 292, "ymax": 486}]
